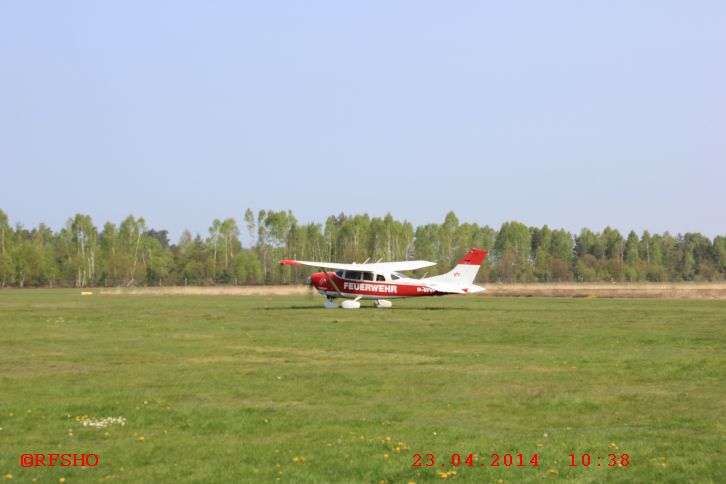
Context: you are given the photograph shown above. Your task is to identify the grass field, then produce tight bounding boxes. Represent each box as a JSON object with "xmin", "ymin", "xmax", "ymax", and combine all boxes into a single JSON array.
[{"xmin": 1, "ymin": 291, "xmax": 724, "ymax": 483}]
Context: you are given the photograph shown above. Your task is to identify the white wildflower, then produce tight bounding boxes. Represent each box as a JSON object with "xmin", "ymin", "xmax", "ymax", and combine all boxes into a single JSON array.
[{"xmin": 79, "ymin": 416, "xmax": 127, "ymax": 429}]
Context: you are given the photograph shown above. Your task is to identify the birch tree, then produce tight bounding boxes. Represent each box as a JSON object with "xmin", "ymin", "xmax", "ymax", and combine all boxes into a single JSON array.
[
  {"xmin": 0, "ymin": 210, "xmax": 13, "ymax": 287},
  {"xmin": 119, "ymin": 215, "xmax": 147, "ymax": 285}
]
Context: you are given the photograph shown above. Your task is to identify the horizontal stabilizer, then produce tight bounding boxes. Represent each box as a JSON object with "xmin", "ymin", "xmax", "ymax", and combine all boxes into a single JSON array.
[
  {"xmin": 421, "ymin": 281, "xmax": 467, "ymax": 294},
  {"xmin": 422, "ymin": 282, "xmax": 485, "ymax": 295}
]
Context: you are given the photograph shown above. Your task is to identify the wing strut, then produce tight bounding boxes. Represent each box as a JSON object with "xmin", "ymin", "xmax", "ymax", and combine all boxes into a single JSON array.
[{"xmin": 321, "ymin": 269, "xmax": 343, "ymax": 298}]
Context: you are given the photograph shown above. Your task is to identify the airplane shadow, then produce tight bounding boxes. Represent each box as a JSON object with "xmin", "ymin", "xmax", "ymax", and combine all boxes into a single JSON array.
[{"xmin": 261, "ymin": 306, "xmax": 478, "ymax": 312}]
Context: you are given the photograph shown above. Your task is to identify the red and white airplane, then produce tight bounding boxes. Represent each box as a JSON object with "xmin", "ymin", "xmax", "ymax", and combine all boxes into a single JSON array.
[{"xmin": 279, "ymin": 248, "xmax": 488, "ymax": 308}]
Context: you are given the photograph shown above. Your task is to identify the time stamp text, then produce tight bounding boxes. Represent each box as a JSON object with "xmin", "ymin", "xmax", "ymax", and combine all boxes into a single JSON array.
[{"xmin": 413, "ymin": 452, "xmax": 630, "ymax": 469}]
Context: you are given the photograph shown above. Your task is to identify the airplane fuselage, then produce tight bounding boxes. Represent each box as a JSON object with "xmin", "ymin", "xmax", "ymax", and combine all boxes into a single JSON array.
[{"xmin": 310, "ymin": 271, "xmax": 445, "ymax": 299}]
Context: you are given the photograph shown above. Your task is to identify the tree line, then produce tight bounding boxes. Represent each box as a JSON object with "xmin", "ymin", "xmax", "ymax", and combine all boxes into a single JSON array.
[{"xmin": 0, "ymin": 208, "xmax": 724, "ymax": 288}]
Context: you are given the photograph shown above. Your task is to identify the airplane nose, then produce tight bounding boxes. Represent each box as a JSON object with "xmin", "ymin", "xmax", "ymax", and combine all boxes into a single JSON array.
[
  {"xmin": 310, "ymin": 272, "xmax": 326, "ymax": 288},
  {"xmin": 310, "ymin": 273, "xmax": 321, "ymax": 287}
]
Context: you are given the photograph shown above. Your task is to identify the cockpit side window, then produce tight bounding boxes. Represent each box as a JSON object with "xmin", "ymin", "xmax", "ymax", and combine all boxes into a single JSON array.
[
  {"xmin": 344, "ymin": 270, "xmax": 362, "ymax": 280},
  {"xmin": 376, "ymin": 274, "xmax": 385, "ymax": 282},
  {"xmin": 362, "ymin": 272, "xmax": 374, "ymax": 281},
  {"xmin": 335, "ymin": 270, "xmax": 344, "ymax": 278},
  {"xmin": 390, "ymin": 274, "xmax": 400, "ymax": 280}
]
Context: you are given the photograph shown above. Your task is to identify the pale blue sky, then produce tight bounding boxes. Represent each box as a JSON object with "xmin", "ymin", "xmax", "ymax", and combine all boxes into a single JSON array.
[{"xmin": 1, "ymin": 1, "xmax": 724, "ymax": 240}]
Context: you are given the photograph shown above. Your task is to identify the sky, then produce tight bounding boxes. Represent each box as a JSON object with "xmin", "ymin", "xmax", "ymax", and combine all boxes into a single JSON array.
[{"xmin": 1, "ymin": 1, "xmax": 725, "ymax": 241}]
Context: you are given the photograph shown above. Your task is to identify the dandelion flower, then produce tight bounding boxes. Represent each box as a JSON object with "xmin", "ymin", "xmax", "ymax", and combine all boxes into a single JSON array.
[
  {"xmin": 4, "ymin": 473, "xmax": 13, "ymax": 480},
  {"xmin": 383, "ymin": 453, "xmax": 389, "ymax": 459},
  {"xmin": 59, "ymin": 479, "xmax": 66, "ymax": 483}
]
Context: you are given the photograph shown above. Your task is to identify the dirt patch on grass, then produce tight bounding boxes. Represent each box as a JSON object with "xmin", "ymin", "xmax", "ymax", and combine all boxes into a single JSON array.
[
  {"xmin": 100, "ymin": 286, "xmax": 310, "ymax": 296},
  {"xmin": 483, "ymin": 283, "xmax": 726, "ymax": 299},
  {"xmin": 99, "ymin": 283, "xmax": 726, "ymax": 299}
]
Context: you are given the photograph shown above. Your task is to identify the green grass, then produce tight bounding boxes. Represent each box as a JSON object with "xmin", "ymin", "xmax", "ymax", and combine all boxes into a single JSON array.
[{"xmin": 1, "ymin": 291, "xmax": 724, "ymax": 483}]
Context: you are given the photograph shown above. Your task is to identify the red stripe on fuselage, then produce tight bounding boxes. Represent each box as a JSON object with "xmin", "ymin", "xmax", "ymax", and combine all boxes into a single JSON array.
[{"xmin": 312, "ymin": 272, "xmax": 440, "ymax": 298}]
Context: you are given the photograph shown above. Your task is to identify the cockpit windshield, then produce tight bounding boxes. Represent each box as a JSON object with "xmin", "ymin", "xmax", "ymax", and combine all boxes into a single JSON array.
[{"xmin": 344, "ymin": 270, "xmax": 362, "ymax": 280}]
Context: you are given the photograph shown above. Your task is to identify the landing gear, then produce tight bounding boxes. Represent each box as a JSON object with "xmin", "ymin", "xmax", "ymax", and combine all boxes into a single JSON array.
[{"xmin": 322, "ymin": 298, "xmax": 391, "ymax": 309}]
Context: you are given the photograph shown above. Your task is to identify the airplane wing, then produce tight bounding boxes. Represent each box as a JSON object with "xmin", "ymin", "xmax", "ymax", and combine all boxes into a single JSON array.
[
  {"xmin": 279, "ymin": 259, "xmax": 436, "ymax": 272},
  {"xmin": 368, "ymin": 260, "xmax": 436, "ymax": 271}
]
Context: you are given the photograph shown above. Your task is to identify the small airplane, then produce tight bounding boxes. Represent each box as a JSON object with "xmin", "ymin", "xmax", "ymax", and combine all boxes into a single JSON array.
[{"xmin": 279, "ymin": 248, "xmax": 488, "ymax": 308}]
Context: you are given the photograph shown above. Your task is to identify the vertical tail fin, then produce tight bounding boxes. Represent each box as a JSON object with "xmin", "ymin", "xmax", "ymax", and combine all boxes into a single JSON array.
[{"xmin": 425, "ymin": 248, "xmax": 488, "ymax": 287}]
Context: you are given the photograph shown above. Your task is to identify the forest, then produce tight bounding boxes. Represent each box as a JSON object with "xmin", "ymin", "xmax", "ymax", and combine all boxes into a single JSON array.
[{"xmin": 0, "ymin": 208, "xmax": 724, "ymax": 288}]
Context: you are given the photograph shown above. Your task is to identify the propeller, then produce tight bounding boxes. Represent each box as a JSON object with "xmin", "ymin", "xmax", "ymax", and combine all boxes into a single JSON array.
[{"xmin": 305, "ymin": 275, "xmax": 316, "ymax": 298}]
